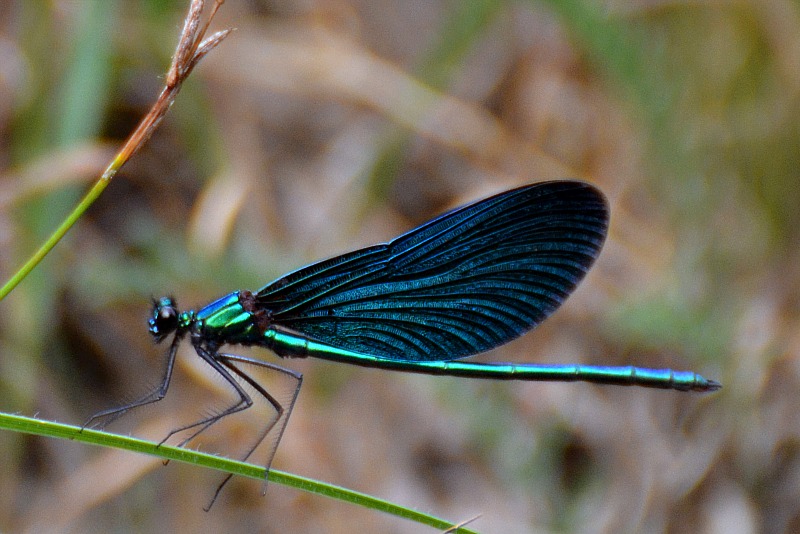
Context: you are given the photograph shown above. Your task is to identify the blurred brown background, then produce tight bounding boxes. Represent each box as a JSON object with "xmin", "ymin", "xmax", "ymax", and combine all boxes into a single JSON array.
[{"xmin": 0, "ymin": 0, "xmax": 797, "ymax": 532}]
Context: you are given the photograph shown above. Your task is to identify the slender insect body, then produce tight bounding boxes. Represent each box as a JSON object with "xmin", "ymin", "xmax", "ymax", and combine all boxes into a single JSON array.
[{"xmin": 86, "ymin": 181, "xmax": 720, "ymax": 507}]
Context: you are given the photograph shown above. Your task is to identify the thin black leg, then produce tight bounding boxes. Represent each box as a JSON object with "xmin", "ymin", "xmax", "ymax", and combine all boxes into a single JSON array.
[
  {"xmin": 157, "ymin": 345, "xmax": 253, "ymax": 448},
  {"xmin": 82, "ymin": 333, "xmax": 182, "ymax": 430},
  {"xmin": 203, "ymin": 353, "xmax": 303, "ymax": 511}
]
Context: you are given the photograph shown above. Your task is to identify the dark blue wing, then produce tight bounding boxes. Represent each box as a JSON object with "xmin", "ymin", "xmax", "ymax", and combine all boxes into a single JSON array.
[{"xmin": 255, "ymin": 181, "xmax": 608, "ymax": 361}]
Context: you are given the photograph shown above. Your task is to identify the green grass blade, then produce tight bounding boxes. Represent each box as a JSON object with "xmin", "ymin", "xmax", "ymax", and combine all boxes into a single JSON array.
[
  {"xmin": 0, "ymin": 412, "xmax": 478, "ymax": 533},
  {"xmin": 0, "ymin": 172, "xmax": 112, "ymax": 300}
]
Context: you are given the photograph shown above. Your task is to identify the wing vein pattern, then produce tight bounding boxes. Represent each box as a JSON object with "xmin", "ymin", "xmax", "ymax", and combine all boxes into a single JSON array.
[{"xmin": 255, "ymin": 181, "xmax": 608, "ymax": 362}]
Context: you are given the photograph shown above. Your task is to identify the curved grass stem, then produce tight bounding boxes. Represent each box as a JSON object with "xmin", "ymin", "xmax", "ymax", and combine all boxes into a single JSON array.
[
  {"xmin": 0, "ymin": 413, "xmax": 477, "ymax": 533},
  {"xmin": 0, "ymin": 0, "xmax": 230, "ymax": 301}
]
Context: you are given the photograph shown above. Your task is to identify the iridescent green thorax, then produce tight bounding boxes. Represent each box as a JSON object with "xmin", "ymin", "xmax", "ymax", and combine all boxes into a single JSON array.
[{"xmin": 193, "ymin": 291, "xmax": 262, "ymax": 344}]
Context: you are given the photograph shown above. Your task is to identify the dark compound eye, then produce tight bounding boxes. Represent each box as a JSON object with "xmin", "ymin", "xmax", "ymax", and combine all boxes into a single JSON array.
[{"xmin": 149, "ymin": 297, "xmax": 179, "ymax": 342}]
